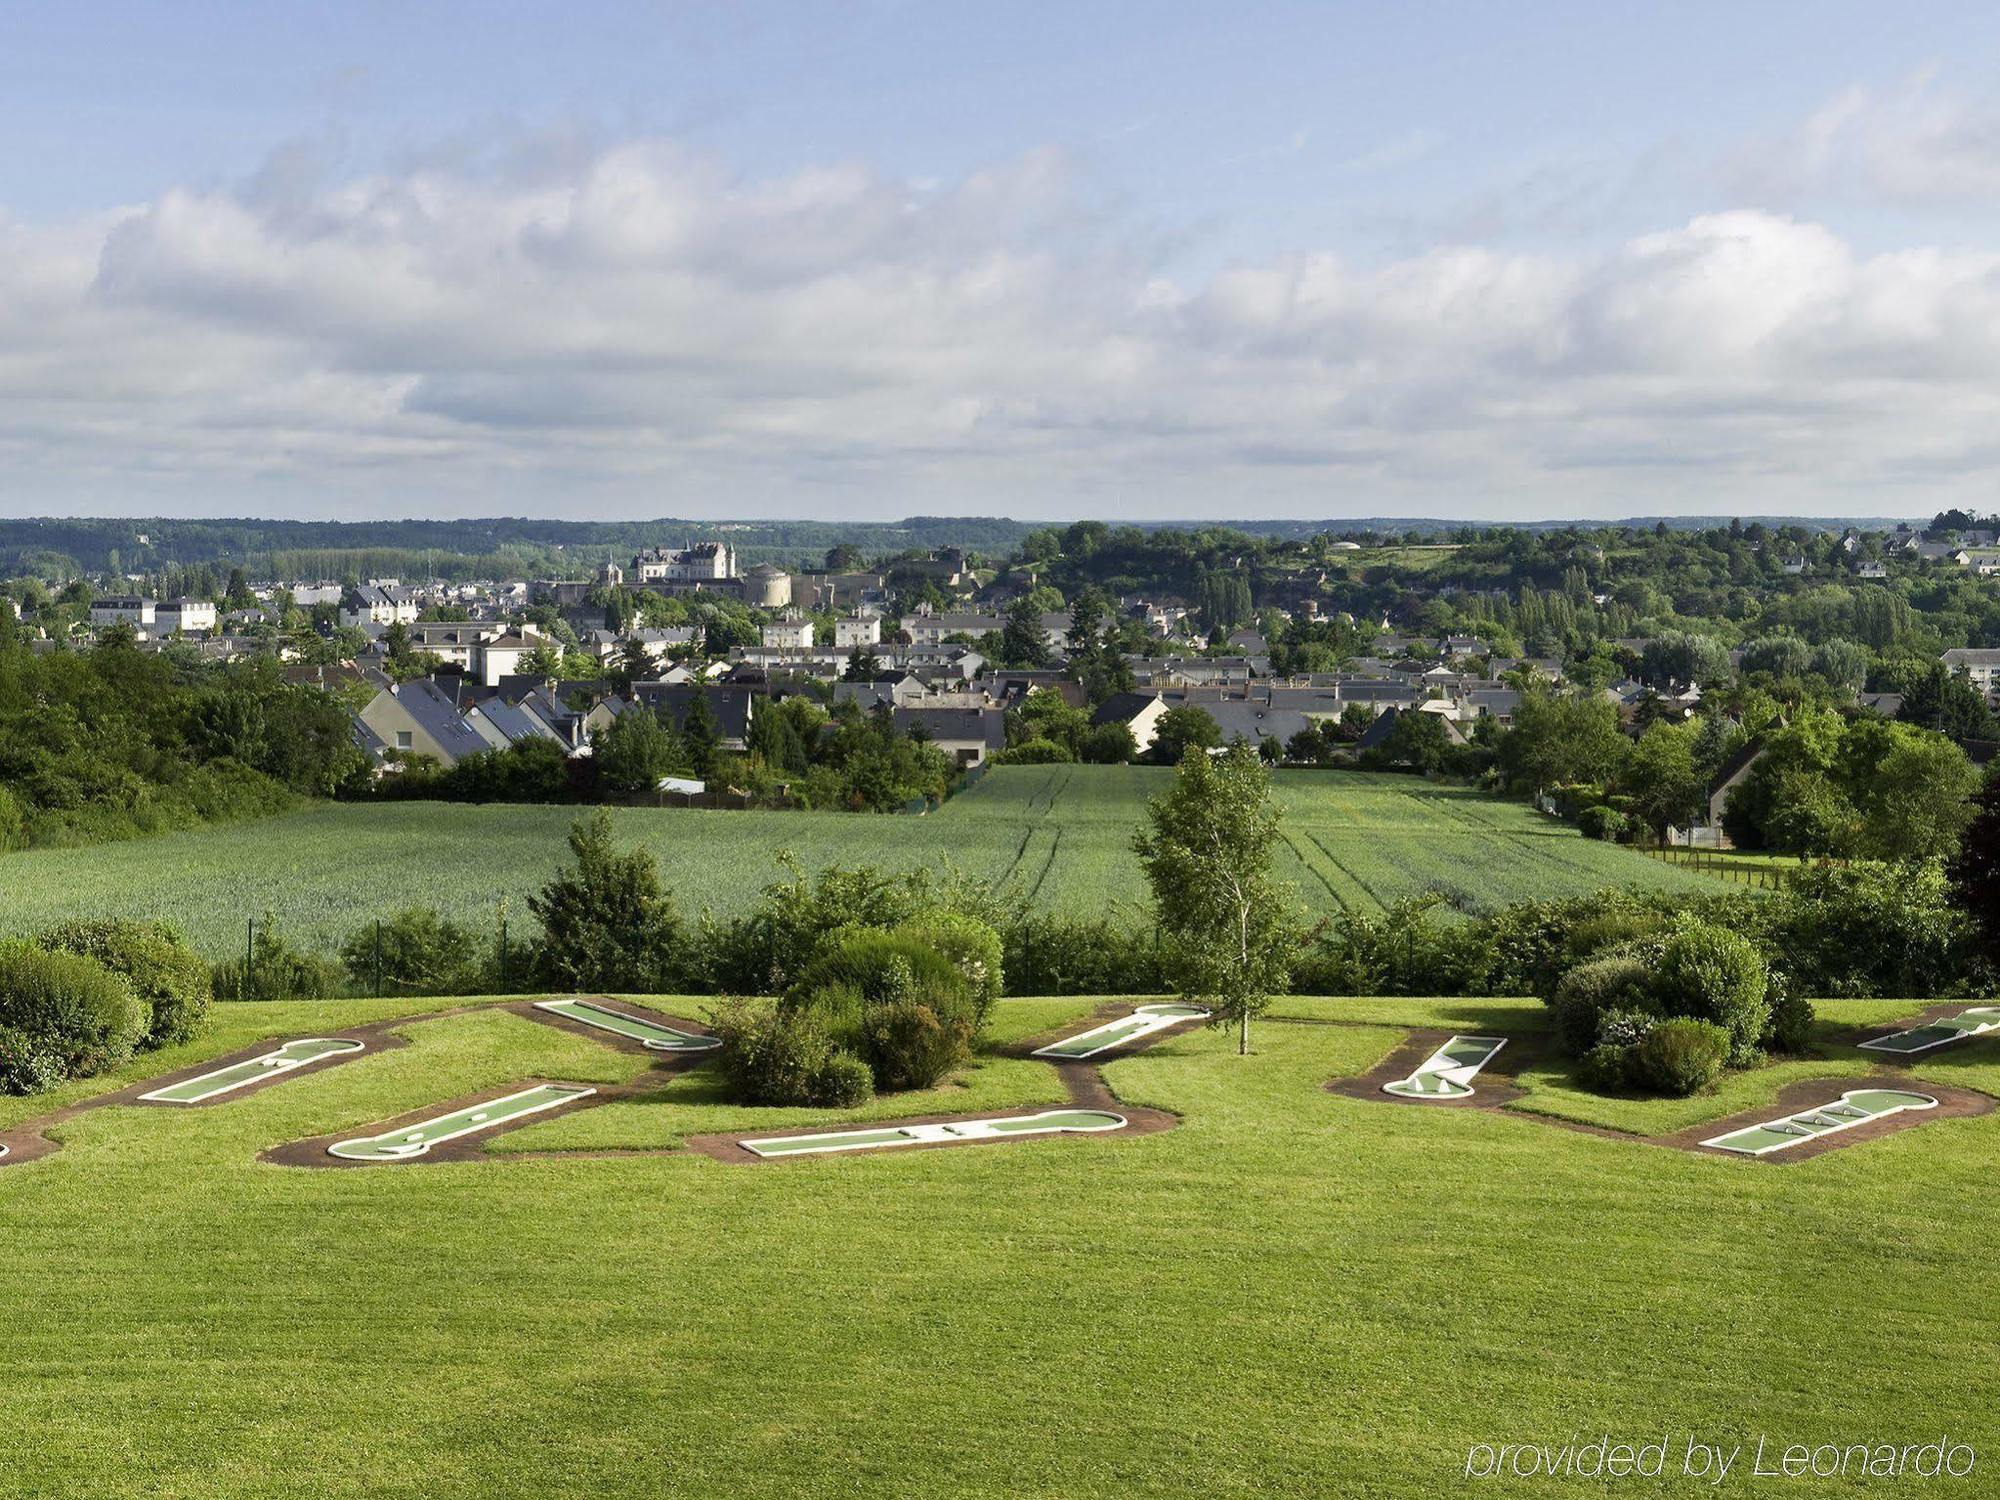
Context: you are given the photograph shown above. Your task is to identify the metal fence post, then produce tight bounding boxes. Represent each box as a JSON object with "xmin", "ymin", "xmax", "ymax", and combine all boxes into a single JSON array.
[
  {"xmin": 245, "ymin": 916, "xmax": 255, "ymax": 1001},
  {"xmin": 374, "ymin": 920, "xmax": 383, "ymax": 997}
]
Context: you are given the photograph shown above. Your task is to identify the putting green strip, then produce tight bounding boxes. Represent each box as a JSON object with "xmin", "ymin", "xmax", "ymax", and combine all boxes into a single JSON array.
[
  {"xmin": 743, "ymin": 1109, "xmax": 1127, "ymax": 1158},
  {"xmin": 534, "ymin": 998, "xmax": 719, "ymax": 1052},
  {"xmin": 140, "ymin": 1038, "xmax": 366, "ymax": 1104},
  {"xmin": 1032, "ymin": 1004, "xmax": 1208, "ymax": 1060},
  {"xmin": 1859, "ymin": 1006, "xmax": 2000, "ymax": 1055},
  {"xmin": 1382, "ymin": 1034, "xmax": 1507, "ymax": 1100},
  {"xmin": 328, "ymin": 1084, "xmax": 596, "ymax": 1162},
  {"xmin": 1700, "ymin": 1089, "xmax": 1938, "ymax": 1156}
]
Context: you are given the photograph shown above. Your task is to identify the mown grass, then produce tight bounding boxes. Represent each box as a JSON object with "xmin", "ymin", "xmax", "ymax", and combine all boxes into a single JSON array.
[
  {"xmin": 0, "ymin": 768, "xmax": 1714, "ymax": 959},
  {"xmin": 0, "ymin": 993, "xmax": 1994, "ymax": 1499}
]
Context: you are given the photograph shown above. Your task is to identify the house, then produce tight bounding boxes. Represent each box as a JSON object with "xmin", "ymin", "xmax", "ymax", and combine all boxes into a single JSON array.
[
  {"xmin": 1091, "ymin": 692, "xmax": 1171, "ymax": 756},
  {"xmin": 356, "ymin": 679, "xmax": 493, "ymax": 767},
  {"xmin": 833, "ymin": 615, "xmax": 881, "ymax": 649},
  {"xmin": 892, "ymin": 706, "xmax": 1007, "ymax": 767},
  {"xmin": 1780, "ymin": 555, "xmax": 1808, "ymax": 575},
  {"xmin": 155, "ymin": 597, "xmax": 217, "ymax": 634},
  {"xmin": 834, "ymin": 675, "xmax": 933, "ymax": 712},
  {"xmin": 632, "ymin": 683, "xmax": 756, "ymax": 749},
  {"xmin": 904, "ymin": 610, "xmax": 1005, "ymax": 647},
  {"xmin": 1857, "ymin": 563, "xmax": 1890, "ymax": 580},
  {"xmin": 89, "ymin": 595, "xmax": 156, "ymax": 630},
  {"xmin": 1940, "ymin": 647, "xmax": 2000, "ymax": 704},
  {"xmin": 464, "ymin": 698, "xmax": 563, "ymax": 752},
  {"xmin": 1705, "ymin": 740, "xmax": 1765, "ymax": 832},
  {"xmin": 761, "ymin": 616, "xmax": 816, "ymax": 650},
  {"xmin": 339, "ymin": 584, "xmax": 419, "ymax": 628}
]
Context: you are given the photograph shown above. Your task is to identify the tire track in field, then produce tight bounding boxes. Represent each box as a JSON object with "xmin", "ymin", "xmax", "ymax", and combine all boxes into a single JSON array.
[
  {"xmin": 1305, "ymin": 832, "xmax": 1385, "ymax": 913},
  {"xmin": 1281, "ymin": 830, "xmax": 1351, "ymax": 911},
  {"xmin": 1023, "ymin": 826, "xmax": 1065, "ymax": 906}
]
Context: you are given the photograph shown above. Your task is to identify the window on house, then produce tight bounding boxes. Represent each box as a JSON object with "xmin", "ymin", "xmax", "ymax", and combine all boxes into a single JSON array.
[{"xmin": 396, "ymin": 731, "xmax": 413, "ymax": 750}]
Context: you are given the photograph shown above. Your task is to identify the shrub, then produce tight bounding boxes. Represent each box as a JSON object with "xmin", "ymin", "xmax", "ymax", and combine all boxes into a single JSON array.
[
  {"xmin": 860, "ymin": 994, "xmax": 973, "ymax": 1092},
  {"xmin": 1003, "ymin": 914, "xmax": 1165, "ymax": 996},
  {"xmin": 991, "ymin": 739, "xmax": 1073, "ymax": 765},
  {"xmin": 1628, "ymin": 1017, "xmax": 1729, "ymax": 1096},
  {"xmin": 706, "ymin": 998, "xmax": 874, "ymax": 1108},
  {"xmin": 36, "ymin": 919, "xmax": 211, "ymax": 1049},
  {"xmin": 894, "ymin": 913, "xmax": 1002, "ymax": 1022},
  {"xmin": 0, "ymin": 941, "xmax": 146, "ymax": 1081},
  {"xmin": 529, "ymin": 811, "xmax": 684, "ymax": 993},
  {"xmin": 785, "ymin": 929, "xmax": 969, "ymax": 1011},
  {"xmin": 1577, "ymin": 805, "xmax": 1628, "ymax": 842},
  {"xmin": 1576, "ymin": 1043, "xmax": 1635, "ymax": 1093},
  {"xmin": 339, "ymin": 908, "xmax": 482, "ymax": 996},
  {"xmin": 1759, "ymin": 973, "xmax": 1816, "ymax": 1054},
  {"xmin": 1594, "ymin": 1006, "xmax": 1658, "ymax": 1049},
  {"xmin": 1550, "ymin": 956, "xmax": 1655, "ymax": 1056},
  {"xmin": 0, "ymin": 1024, "xmax": 65, "ymax": 1095},
  {"xmin": 1651, "ymin": 918, "xmax": 1769, "ymax": 1065},
  {"xmin": 211, "ymin": 915, "xmax": 342, "ymax": 1001}
]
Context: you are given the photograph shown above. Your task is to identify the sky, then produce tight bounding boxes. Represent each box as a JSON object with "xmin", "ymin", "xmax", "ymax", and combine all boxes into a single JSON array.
[{"xmin": 7, "ymin": 3, "xmax": 2000, "ymax": 523}]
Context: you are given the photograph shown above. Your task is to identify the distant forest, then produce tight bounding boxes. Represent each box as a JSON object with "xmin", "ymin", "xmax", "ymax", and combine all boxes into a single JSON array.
[{"xmin": 0, "ymin": 512, "xmax": 1913, "ymax": 583}]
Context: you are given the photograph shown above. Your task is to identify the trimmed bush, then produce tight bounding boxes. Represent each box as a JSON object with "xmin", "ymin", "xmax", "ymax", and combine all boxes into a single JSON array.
[
  {"xmin": 1550, "ymin": 956, "xmax": 1655, "ymax": 1056},
  {"xmin": 1594, "ymin": 1006, "xmax": 1657, "ymax": 1050},
  {"xmin": 1651, "ymin": 918, "xmax": 1770, "ymax": 1065},
  {"xmin": 785, "ymin": 929, "xmax": 968, "ymax": 1010},
  {"xmin": 0, "ymin": 1024, "xmax": 64, "ymax": 1095},
  {"xmin": 36, "ymin": 919, "xmax": 211, "ymax": 1049},
  {"xmin": 707, "ymin": 998, "xmax": 874, "ymax": 1108},
  {"xmin": 1759, "ymin": 973, "xmax": 1816, "ymax": 1054},
  {"xmin": 1576, "ymin": 1042, "xmax": 1635, "ymax": 1093},
  {"xmin": 1629, "ymin": 1017, "xmax": 1729, "ymax": 1096},
  {"xmin": 860, "ymin": 995, "xmax": 970, "ymax": 1092},
  {"xmin": 0, "ymin": 941, "xmax": 146, "ymax": 1082},
  {"xmin": 896, "ymin": 913, "xmax": 1002, "ymax": 1021}
]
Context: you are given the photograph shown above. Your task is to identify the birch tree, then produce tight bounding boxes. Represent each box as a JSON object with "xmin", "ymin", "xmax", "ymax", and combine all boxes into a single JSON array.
[{"xmin": 1133, "ymin": 742, "xmax": 1294, "ymax": 1054}]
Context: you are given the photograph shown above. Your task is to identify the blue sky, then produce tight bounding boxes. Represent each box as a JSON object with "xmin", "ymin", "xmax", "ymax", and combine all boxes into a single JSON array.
[{"xmin": 5, "ymin": 2, "xmax": 2000, "ymax": 521}]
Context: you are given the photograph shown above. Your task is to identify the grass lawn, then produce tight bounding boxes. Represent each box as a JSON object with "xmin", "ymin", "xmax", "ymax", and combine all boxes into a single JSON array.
[{"xmin": 1, "ymin": 993, "xmax": 1994, "ymax": 1497}]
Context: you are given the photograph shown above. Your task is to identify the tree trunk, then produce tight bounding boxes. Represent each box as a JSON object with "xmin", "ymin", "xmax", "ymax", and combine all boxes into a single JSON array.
[{"xmin": 1239, "ymin": 1008, "xmax": 1248, "ymax": 1056}]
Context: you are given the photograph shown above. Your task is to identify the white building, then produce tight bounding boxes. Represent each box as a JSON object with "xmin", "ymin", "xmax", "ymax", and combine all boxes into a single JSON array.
[
  {"xmin": 90, "ymin": 596, "xmax": 156, "ymax": 630},
  {"xmin": 833, "ymin": 615, "xmax": 881, "ymax": 649},
  {"xmin": 155, "ymin": 598, "xmax": 218, "ymax": 634},
  {"xmin": 339, "ymin": 584, "xmax": 420, "ymax": 628},
  {"xmin": 1941, "ymin": 647, "xmax": 2000, "ymax": 703},
  {"xmin": 761, "ymin": 616, "xmax": 816, "ymax": 650},
  {"xmin": 632, "ymin": 542, "xmax": 737, "ymax": 582}
]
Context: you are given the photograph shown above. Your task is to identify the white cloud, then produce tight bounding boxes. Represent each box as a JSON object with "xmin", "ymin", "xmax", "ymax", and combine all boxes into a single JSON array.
[
  {"xmin": 1733, "ymin": 69, "xmax": 2000, "ymax": 208},
  {"xmin": 5, "ymin": 139, "xmax": 2000, "ymax": 518}
]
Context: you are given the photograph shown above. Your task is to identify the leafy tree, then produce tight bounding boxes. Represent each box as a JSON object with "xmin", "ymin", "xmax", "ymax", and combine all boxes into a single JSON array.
[
  {"xmin": 594, "ymin": 708, "xmax": 687, "ymax": 798},
  {"xmin": 1149, "ymin": 704, "xmax": 1222, "ymax": 765},
  {"xmin": 1378, "ymin": 708, "xmax": 1452, "ymax": 773},
  {"xmin": 1623, "ymin": 722, "xmax": 1701, "ymax": 837},
  {"xmin": 1133, "ymin": 743, "xmax": 1295, "ymax": 1054},
  {"xmin": 527, "ymin": 811, "xmax": 684, "ymax": 992},
  {"xmin": 1856, "ymin": 731, "xmax": 1978, "ymax": 861},
  {"xmin": 1497, "ymin": 691, "xmax": 1627, "ymax": 791},
  {"xmin": 1898, "ymin": 662, "xmax": 2000, "ymax": 740}
]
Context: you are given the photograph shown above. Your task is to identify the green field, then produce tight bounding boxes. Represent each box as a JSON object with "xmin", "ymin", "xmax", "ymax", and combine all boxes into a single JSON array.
[
  {"xmin": 1, "ymin": 993, "xmax": 1994, "ymax": 1497},
  {"xmin": 0, "ymin": 768, "xmax": 1715, "ymax": 960}
]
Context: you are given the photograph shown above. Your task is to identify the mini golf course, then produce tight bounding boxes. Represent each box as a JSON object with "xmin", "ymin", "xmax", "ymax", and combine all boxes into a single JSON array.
[
  {"xmin": 138, "ymin": 1037, "xmax": 366, "ymax": 1103},
  {"xmin": 328, "ymin": 1083, "xmax": 598, "ymax": 1162},
  {"xmin": 1860, "ymin": 1005, "xmax": 2000, "ymax": 1055},
  {"xmin": 1699, "ymin": 1088, "xmax": 1940, "ymax": 1156},
  {"xmin": 1031, "ymin": 1002, "xmax": 1208, "ymax": 1059},
  {"xmin": 1, "ymin": 993, "xmax": 1997, "ymax": 1499},
  {"xmin": 1381, "ymin": 1034, "xmax": 1506, "ymax": 1099},
  {"xmin": 742, "ymin": 1108, "xmax": 1127, "ymax": 1158},
  {"xmin": 533, "ymin": 997, "xmax": 720, "ymax": 1051}
]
